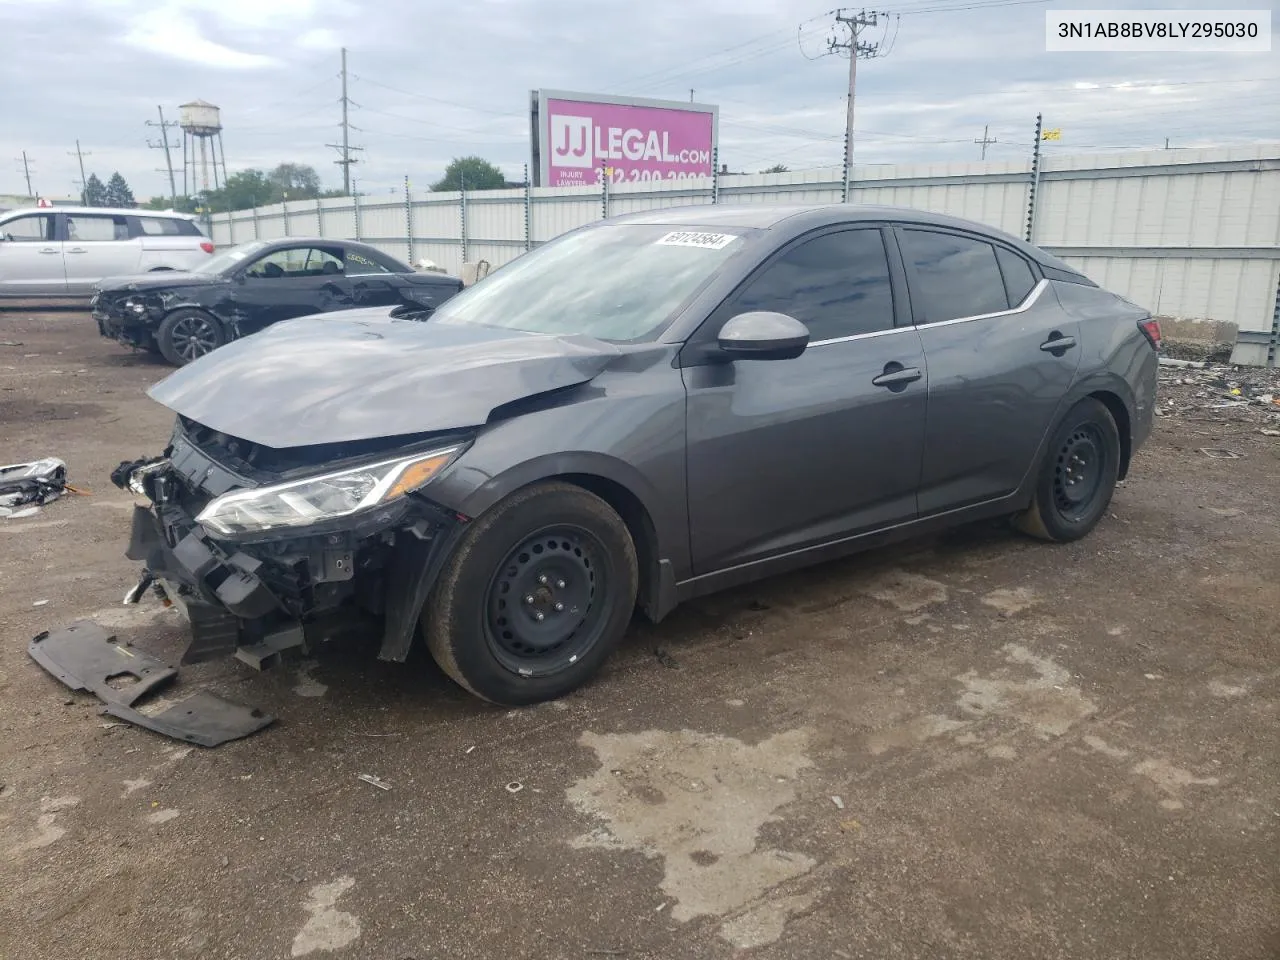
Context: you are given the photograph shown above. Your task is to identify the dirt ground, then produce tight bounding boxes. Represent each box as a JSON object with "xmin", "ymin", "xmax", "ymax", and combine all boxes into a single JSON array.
[{"xmin": 1, "ymin": 311, "xmax": 1277, "ymax": 960}]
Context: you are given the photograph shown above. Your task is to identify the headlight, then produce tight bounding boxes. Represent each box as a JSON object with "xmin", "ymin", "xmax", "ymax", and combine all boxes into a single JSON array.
[
  {"xmin": 123, "ymin": 299, "xmax": 147, "ymax": 314},
  {"xmin": 195, "ymin": 446, "xmax": 460, "ymax": 537}
]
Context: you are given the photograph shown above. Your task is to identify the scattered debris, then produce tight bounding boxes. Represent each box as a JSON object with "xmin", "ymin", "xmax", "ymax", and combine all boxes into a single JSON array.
[
  {"xmin": 0, "ymin": 340, "xmax": 22, "ymax": 346},
  {"xmin": 464, "ymin": 745, "xmax": 476, "ymax": 754},
  {"xmin": 830, "ymin": 795, "xmax": 845, "ymax": 810},
  {"xmin": 1261, "ymin": 429, "xmax": 1280, "ymax": 437},
  {"xmin": 1199, "ymin": 448, "xmax": 1242, "ymax": 460},
  {"xmin": 505, "ymin": 781, "xmax": 525, "ymax": 794},
  {"xmin": 1156, "ymin": 360, "xmax": 1280, "ymax": 428},
  {"xmin": 28, "ymin": 621, "xmax": 274, "ymax": 746},
  {"xmin": 356, "ymin": 774, "xmax": 392, "ymax": 791},
  {"xmin": 32, "ymin": 599, "xmax": 49, "ymax": 607},
  {"xmin": 653, "ymin": 647, "xmax": 681, "ymax": 670},
  {"xmin": 0, "ymin": 458, "xmax": 69, "ymax": 515},
  {"xmin": 1158, "ymin": 357, "xmax": 1206, "ymax": 369}
]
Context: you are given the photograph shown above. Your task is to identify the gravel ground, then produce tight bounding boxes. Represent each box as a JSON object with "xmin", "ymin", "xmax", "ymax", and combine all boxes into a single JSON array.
[{"xmin": 1, "ymin": 311, "xmax": 1277, "ymax": 960}]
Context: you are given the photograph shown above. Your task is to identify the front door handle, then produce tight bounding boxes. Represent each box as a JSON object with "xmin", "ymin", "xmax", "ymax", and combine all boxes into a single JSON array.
[
  {"xmin": 39, "ymin": 247, "xmax": 59, "ymax": 254},
  {"xmin": 1040, "ymin": 333, "xmax": 1077, "ymax": 353},
  {"xmin": 871, "ymin": 364, "xmax": 923, "ymax": 389}
]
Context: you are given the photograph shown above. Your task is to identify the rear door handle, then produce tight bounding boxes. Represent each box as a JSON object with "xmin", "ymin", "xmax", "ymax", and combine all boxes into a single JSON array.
[
  {"xmin": 1040, "ymin": 334, "xmax": 1076, "ymax": 353},
  {"xmin": 871, "ymin": 365, "xmax": 923, "ymax": 389},
  {"xmin": 39, "ymin": 247, "xmax": 59, "ymax": 254},
  {"xmin": 67, "ymin": 247, "xmax": 87, "ymax": 254}
]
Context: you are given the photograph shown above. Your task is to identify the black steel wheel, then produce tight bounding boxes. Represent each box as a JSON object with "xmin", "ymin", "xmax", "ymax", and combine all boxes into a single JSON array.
[
  {"xmin": 423, "ymin": 482, "xmax": 638, "ymax": 705},
  {"xmin": 157, "ymin": 309, "xmax": 225, "ymax": 366},
  {"xmin": 484, "ymin": 526, "xmax": 611, "ymax": 678},
  {"xmin": 1018, "ymin": 397, "xmax": 1121, "ymax": 542}
]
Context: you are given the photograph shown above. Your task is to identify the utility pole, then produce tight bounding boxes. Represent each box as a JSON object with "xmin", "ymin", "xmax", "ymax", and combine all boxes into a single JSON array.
[
  {"xmin": 690, "ymin": 88, "xmax": 695, "ymax": 102},
  {"xmin": 146, "ymin": 105, "xmax": 180, "ymax": 205},
  {"xmin": 16, "ymin": 151, "xmax": 33, "ymax": 196},
  {"xmin": 828, "ymin": 9, "xmax": 886, "ymax": 202},
  {"xmin": 975, "ymin": 124, "xmax": 998, "ymax": 160},
  {"xmin": 69, "ymin": 140, "xmax": 90, "ymax": 203},
  {"xmin": 325, "ymin": 47, "xmax": 363, "ymax": 196}
]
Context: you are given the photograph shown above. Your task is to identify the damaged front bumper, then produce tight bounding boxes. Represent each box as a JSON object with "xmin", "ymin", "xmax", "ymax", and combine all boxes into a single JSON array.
[{"xmin": 114, "ymin": 424, "xmax": 468, "ymax": 671}]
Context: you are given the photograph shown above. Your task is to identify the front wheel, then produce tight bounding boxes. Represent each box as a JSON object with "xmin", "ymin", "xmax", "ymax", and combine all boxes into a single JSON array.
[
  {"xmin": 156, "ymin": 308, "xmax": 224, "ymax": 366},
  {"xmin": 1017, "ymin": 397, "xmax": 1121, "ymax": 542},
  {"xmin": 423, "ymin": 482, "xmax": 638, "ymax": 705}
]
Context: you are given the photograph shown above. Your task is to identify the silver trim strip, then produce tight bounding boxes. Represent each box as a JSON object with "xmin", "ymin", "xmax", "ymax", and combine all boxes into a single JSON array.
[
  {"xmin": 806, "ymin": 278, "xmax": 1049, "ymax": 347},
  {"xmin": 917, "ymin": 278, "xmax": 1049, "ymax": 329}
]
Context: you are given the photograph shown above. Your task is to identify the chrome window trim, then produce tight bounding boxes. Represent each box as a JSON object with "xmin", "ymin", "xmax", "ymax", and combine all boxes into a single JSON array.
[
  {"xmin": 809, "ymin": 326, "xmax": 913, "ymax": 347},
  {"xmin": 916, "ymin": 278, "xmax": 1048, "ymax": 329}
]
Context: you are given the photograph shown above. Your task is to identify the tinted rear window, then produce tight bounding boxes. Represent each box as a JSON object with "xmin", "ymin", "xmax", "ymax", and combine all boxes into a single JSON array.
[
  {"xmin": 900, "ymin": 229, "xmax": 1009, "ymax": 324},
  {"xmin": 996, "ymin": 246, "xmax": 1037, "ymax": 306},
  {"xmin": 137, "ymin": 217, "xmax": 183, "ymax": 236}
]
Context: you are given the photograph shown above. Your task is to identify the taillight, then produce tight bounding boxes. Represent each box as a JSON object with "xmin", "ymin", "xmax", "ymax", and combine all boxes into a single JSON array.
[
  {"xmin": 1138, "ymin": 318, "xmax": 1162, "ymax": 350},
  {"xmin": 200, "ymin": 241, "xmax": 215, "ymax": 254}
]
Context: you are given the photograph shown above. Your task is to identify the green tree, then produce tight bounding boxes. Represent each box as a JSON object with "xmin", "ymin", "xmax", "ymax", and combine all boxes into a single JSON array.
[
  {"xmin": 144, "ymin": 195, "xmax": 199, "ymax": 213},
  {"xmin": 760, "ymin": 164, "xmax": 790, "ymax": 174},
  {"xmin": 83, "ymin": 173, "xmax": 107, "ymax": 207},
  {"xmin": 104, "ymin": 172, "xmax": 136, "ymax": 207},
  {"xmin": 432, "ymin": 156, "xmax": 506, "ymax": 192},
  {"xmin": 205, "ymin": 169, "xmax": 275, "ymax": 211},
  {"xmin": 268, "ymin": 162, "xmax": 322, "ymax": 198}
]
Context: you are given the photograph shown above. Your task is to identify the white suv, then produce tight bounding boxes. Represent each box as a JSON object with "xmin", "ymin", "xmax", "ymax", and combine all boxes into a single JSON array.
[{"xmin": 0, "ymin": 207, "xmax": 214, "ymax": 299}]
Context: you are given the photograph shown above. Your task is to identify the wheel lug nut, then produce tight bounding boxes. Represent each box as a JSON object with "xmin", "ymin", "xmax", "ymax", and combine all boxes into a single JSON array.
[
  {"xmin": 556, "ymin": 579, "xmax": 566, "ymax": 589},
  {"xmin": 553, "ymin": 602, "xmax": 564, "ymax": 612},
  {"xmin": 524, "ymin": 595, "xmax": 535, "ymax": 605},
  {"xmin": 538, "ymin": 574, "xmax": 548, "ymax": 585},
  {"xmin": 533, "ymin": 611, "xmax": 545, "ymax": 622}
]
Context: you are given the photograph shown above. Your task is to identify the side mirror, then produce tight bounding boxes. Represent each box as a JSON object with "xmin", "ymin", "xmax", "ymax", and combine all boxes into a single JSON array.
[{"xmin": 717, "ymin": 311, "xmax": 810, "ymax": 361}]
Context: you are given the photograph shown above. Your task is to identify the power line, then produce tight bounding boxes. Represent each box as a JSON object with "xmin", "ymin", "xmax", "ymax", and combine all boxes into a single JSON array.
[
  {"xmin": 68, "ymin": 140, "xmax": 90, "ymax": 202},
  {"xmin": 824, "ymin": 9, "xmax": 891, "ymax": 201},
  {"xmin": 324, "ymin": 47, "xmax": 363, "ymax": 196},
  {"xmin": 145, "ymin": 105, "xmax": 180, "ymax": 204},
  {"xmin": 15, "ymin": 151, "xmax": 34, "ymax": 196}
]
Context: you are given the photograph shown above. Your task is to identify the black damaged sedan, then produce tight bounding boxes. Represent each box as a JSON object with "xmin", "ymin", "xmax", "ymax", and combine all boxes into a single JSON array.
[{"xmin": 92, "ymin": 238, "xmax": 463, "ymax": 365}]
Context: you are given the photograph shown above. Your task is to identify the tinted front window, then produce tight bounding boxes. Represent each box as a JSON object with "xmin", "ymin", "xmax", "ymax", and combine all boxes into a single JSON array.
[
  {"xmin": 0, "ymin": 214, "xmax": 52, "ymax": 241},
  {"xmin": 996, "ymin": 246, "xmax": 1037, "ymax": 306},
  {"xmin": 246, "ymin": 247, "xmax": 344, "ymax": 278},
  {"xmin": 66, "ymin": 214, "xmax": 129, "ymax": 242},
  {"xmin": 901, "ymin": 230, "xmax": 1008, "ymax": 324},
  {"xmin": 729, "ymin": 229, "xmax": 893, "ymax": 341},
  {"xmin": 432, "ymin": 224, "xmax": 745, "ymax": 342}
]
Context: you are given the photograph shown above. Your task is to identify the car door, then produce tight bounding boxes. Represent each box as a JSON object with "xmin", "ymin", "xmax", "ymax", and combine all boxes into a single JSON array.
[
  {"xmin": 683, "ymin": 225, "xmax": 928, "ymax": 575},
  {"xmin": 0, "ymin": 212, "xmax": 65, "ymax": 296},
  {"xmin": 897, "ymin": 227, "xmax": 1083, "ymax": 515},
  {"xmin": 232, "ymin": 244, "xmax": 355, "ymax": 333},
  {"xmin": 62, "ymin": 212, "xmax": 142, "ymax": 293},
  {"xmin": 342, "ymin": 246, "xmax": 404, "ymax": 309}
]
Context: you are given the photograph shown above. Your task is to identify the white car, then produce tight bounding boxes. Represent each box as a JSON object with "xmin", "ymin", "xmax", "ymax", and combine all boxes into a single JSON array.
[{"xmin": 0, "ymin": 206, "xmax": 214, "ymax": 299}]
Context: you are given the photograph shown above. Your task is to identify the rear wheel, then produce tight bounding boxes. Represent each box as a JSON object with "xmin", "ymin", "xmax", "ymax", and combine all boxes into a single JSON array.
[
  {"xmin": 157, "ymin": 308, "xmax": 224, "ymax": 366},
  {"xmin": 423, "ymin": 482, "xmax": 638, "ymax": 705},
  {"xmin": 1017, "ymin": 397, "xmax": 1121, "ymax": 542}
]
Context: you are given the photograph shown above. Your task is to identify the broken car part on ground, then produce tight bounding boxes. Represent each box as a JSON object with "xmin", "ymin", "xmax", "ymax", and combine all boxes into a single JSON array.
[
  {"xmin": 0, "ymin": 457, "xmax": 69, "ymax": 516},
  {"xmin": 34, "ymin": 203, "xmax": 1159, "ymax": 736}
]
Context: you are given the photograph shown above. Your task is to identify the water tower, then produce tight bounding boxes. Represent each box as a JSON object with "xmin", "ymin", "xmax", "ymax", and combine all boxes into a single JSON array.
[{"xmin": 179, "ymin": 100, "xmax": 229, "ymax": 196}]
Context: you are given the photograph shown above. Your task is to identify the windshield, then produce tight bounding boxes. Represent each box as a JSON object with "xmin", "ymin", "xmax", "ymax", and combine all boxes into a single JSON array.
[
  {"xmin": 431, "ymin": 224, "xmax": 747, "ymax": 341},
  {"xmin": 193, "ymin": 240, "xmax": 270, "ymax": 275}
]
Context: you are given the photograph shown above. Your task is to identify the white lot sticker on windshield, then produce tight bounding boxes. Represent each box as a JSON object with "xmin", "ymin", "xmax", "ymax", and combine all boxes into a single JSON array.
[{"xmin": 656, "ymin": 231, "xmax": 737, "ymax": 250}]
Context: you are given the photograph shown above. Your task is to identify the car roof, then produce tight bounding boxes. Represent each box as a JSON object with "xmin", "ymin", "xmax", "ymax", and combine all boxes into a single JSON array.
[
  {"xmin": 609, "ymin": 202, "xmax": 1069, "ymax": 270},
  {"xmin": 0, "ymin": 206, "xmax": 196, "ymax": 220}
]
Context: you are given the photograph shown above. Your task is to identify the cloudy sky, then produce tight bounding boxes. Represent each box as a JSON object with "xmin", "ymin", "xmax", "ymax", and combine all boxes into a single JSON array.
[{"xmin": 1, "ymin": 0, "xmax": 1275, "ymax": 200}]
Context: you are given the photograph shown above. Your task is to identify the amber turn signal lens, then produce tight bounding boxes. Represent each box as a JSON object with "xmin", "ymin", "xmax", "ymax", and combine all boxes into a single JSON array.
[{"xmin": 383, "ymin": 453, "xmax": 454, "ymax": 500}]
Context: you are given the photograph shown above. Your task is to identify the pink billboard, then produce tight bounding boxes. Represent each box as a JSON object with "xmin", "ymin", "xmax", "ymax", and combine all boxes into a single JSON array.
[{"xmin": 532, "ymin": 90, "xmax": 718, "ymax": 187}]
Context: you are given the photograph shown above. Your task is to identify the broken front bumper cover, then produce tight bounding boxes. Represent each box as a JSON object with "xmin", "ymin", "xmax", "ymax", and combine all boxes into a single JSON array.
[
  {"xmin": 113, "ymin": 435, "xmax": 467, "ymax": 670},
  {"xmin": 28, "ymin": 621, "xmax": 274, "ymax": 746}
]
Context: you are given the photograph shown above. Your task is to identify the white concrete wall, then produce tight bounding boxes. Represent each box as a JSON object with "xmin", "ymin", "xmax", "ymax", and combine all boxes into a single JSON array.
[{"xmin": 209, "ymin": 145, "xmax": 1280, "ymax": 364}]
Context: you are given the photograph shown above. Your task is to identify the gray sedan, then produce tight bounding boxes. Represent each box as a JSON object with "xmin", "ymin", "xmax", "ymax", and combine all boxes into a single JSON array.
[{"xmin": 109, "ymin": 203, "xmax": 1159, "ymax": 706}]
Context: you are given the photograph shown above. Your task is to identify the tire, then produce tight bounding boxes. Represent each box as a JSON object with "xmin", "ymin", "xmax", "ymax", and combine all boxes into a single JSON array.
[
  {"xmin": 423, "ymin": 482, "xmax": 639, "ymax": 706},
  {"xmin": 1017, "ymin": 398, "xmax": 1121, "ymax": 542},
  {"xmin": 157, "ymin": 308, "xmax": 225, "ymax": 366}
]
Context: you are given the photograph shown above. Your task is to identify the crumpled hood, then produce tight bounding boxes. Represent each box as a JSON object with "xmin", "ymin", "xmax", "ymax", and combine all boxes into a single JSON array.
[
  {"xmin": 96, "ymin": 272, "xmax": 218, "ymax": 294},
  {"xmin": 147, "ymin": 310, "xmax": 620, "ymax": 448}
]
